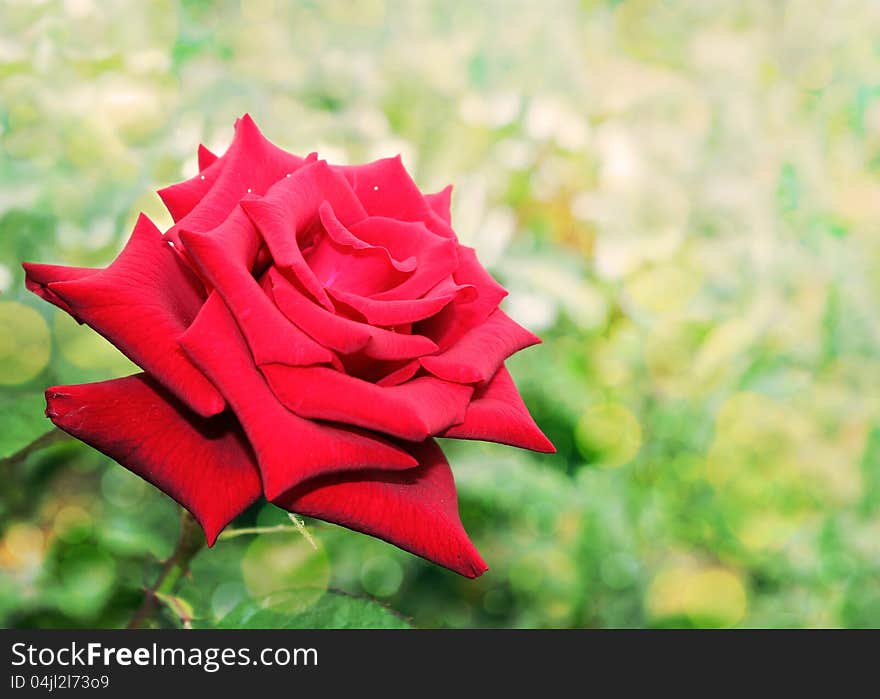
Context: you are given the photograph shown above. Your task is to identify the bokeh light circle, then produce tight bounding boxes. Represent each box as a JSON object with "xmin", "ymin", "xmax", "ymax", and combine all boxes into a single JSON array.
[{"xmin": 0, "ymin": 302, "xmax": 50, "ymax": 385}]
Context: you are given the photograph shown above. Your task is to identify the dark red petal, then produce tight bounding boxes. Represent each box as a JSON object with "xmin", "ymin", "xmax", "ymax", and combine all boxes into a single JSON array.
[
  {"xmin": 157, "ymin": 174, "xmax": 214, "ymax": 224},
  {"xmin": 351, "ymin": 216, "xmax": 458, "ymax": 301},
  {"xmin": 307, "ymin": 233, "xmax": 409, "ymax": 299},
  {"xmin": 417, "ymin": 246, "xmax": 509, "ymax": 350},
  {"xmin": 425, "ymin": 185, "xmax": 453, "ymax": 224},
  {"xmin": 441, "ymin": 366, "xmax": 555, "ymax": 453},
  {"xmin": 337, "ymin": 156, "xmax": 426, "ymax": 219},
  {"xmin": 241, "ymin": 159, "xmax": 366, "ymax": 310},
  {"xmin": 262, "ymin": 364, "xmax": 473, "ymax": 441},
  {"xmin": 269, "ymin": 269, "xmax": 437, "ymax": 360},
  {"xmin": 46, "ymin": 214, "xmax": 224, "ymax": 418},
  {"xmin": 335, "ymin": 156, "xmax": 457, "ymax": 240},
  {"xmin": 326, "ymin": 270, "xmax": 474, "ymax": 329},
  {"xmin": 23, "ymin": 262, "xmax": 98, "ymax": 320},
  {"xmin": 158, "ymin": 144, "xmax": 228, "ymax": 225},
  {"xmin": 269, "ymin": 267, "xmax": 370, "ymax": 353},
  {"xmin": 198, "ymin": 144, "xmax": 218, "ymax": 170},
  {"xmin": 420, "ymin": 308, "xmax": 540, "ymax": 384},
  {"xmin": 166, "ymin": 114, "xmax": 307, "ymax": 243},
  {"xmin": 45, "ymin": 374, "xmax": 261, "ymax": 545},
  {"xmin": 327, "ymin": 286, "xmax": 459, "ymax": 327},
  {"xmin": 318, "ymin": 202, "xmax": 416, "ymax": 273},
  {"xmin": 375, "ymin": 359, "xmax": 421, "ymax": 386},
  {"xmin": 180, "ymin": 293, "xmax": 418, "ymax": 500},
  {"xmin": 180, "ymin": 208, "xmax": 333, "ymax": 367},
  {"xmin": 275, "ymin": 439, "xmax": 487, "ymax": 578}
]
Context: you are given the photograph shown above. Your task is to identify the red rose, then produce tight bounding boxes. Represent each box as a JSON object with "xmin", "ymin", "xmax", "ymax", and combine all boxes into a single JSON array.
[{"xmin": 23, "ymin": 115, "xmax": 553, "ymax": 577}]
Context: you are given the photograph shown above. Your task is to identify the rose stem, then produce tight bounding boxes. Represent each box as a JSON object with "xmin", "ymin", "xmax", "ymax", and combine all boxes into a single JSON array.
[{"xmin": 127, "ymin": 508, "xmax": 205, "ymax": 629}]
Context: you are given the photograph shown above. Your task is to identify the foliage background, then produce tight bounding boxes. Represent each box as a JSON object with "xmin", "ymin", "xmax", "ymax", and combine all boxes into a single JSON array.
[{"xmin": 2, "ymin": 0, "xmax": 880, "ymax": 629}]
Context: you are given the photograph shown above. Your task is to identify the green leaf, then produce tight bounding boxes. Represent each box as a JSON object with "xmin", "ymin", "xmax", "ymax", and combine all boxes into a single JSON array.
[
  {"xmin": 0, "ymin": 392, "xmax": 54, "ymax": 460},
  {"xmin": 213, "ymin": 591, "xmax": 413, "ymax": 629}
]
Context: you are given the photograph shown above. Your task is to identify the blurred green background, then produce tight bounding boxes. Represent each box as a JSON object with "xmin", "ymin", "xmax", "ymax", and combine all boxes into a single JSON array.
[{"xmin": 2, "ymin": 0, "xmax": 880, "ymax": 629}]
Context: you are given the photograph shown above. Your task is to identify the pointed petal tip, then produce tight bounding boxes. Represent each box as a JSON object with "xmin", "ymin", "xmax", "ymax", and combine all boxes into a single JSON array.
[
  {"xmin": 462, "ymin": 554, "xmax": 489, "ymax": 579},
  {"xmin": 537, "ymin": 436, "xmax": 557, "ymax": 454},
  {"xmin": 235, "ymin": 113, "xmax": 260, "ymax": 135},
  {"xmin": 203, "ymin": 524, "xmax": 220, "ymax": 548},
  {"xmin": 198, "ymin": 144, "xmax": 218, "ymax": 170},
  {"xmin": 133, "ymin": 211, "xmax": 155, "ymax": 230},
  {"xmin": 45, "ymin": 385, "xmax": 75, "ymax": 419},
  {"xmin": 504, "ymin": 426, "xmax": 556, "ymax": 455},
  {"xmin": 262, "ymin": 477, "xmax": 291, "ymax": 504}
]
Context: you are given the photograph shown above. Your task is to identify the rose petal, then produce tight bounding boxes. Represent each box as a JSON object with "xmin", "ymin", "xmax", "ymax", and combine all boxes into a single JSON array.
[
  {"xmin": 45, "ymin": 373, "xmax": 261, "ymax": 545},
  {"xmin": 166, "ymin": 114, "xmax": 307, "ymax": 244},
  {"xmin": 275, "ymin": 439, "xmax": 487, "ymax": 578},
  {"xmin": 318, "ymin": 202, "xmax": 416, "ymax": 273},
  {"xmin": 306, "ymin": 204, "xmax": 412, "ymax": 297},
  {"xmin": 180, "ymin": 293, "xmax": 418, "ymax": 500},
  {"xmin": 241, "ymin": 159, "xmax": 366, "ymax": 310},
  {"xmin": 336, "ymin": 155, "xmax": 456, "ymax": 240},
  {"xmin": 337, "ymin": 156, "xmax": 425, "ymax": 219},
  {"xmin": 326, "ymin": 286, "xmax": 459, "ymax": 327},
  {"xmin": 420, "ymin": 308, "xmax": 539, "ymax": 384},
  {"xmin": 336, "ymin": 156, "xmax": 456, "ymax": 240},
  {"xmin": 325, "ymin": 269, "xmax": 474, "ymax": 329},
  {"xmin": 23, "ymin": 262, "xmax": 98, "ymax": 320},
  {"xmin": 158, "ymin": 142, "xmax": 230, "ymax": 225},
  {"xmin": 158, "ymin": 170, "xmax": 216, "ymax": 224},
  {"xmin": 441, "ymin": 366, "xmax": 555, "ymax": 453},
  {"xmin": 198, "ymin": 144, "xmax": 218, "ymax": 170},
  {"xmin": 180, "ymin": 207, "xmax": 334, "ymax": 367},
  {"xmin": 416, "ymin": 246, "xmax": 508, "ymax": 350},
  {"xmin": 375, "ymin": 359, "xmax": 421, "ymax": 386},
  {"xmin": 269, "ymin": 269, "xmax": 438, "ymax": 361},
  {"xmin": 425, "ymin": 185, "xmax": 453, "ymax": 224},
  {"xmin": 350, "ymin": 216, "xmax": 458, "ymax": 301},
  {"xmin": 45, "ymin": 214, "xmax": 224, "ymax": 418},
  {"xmin": 262, "ymin": 364, "xmax": 473, "ymax": 441}
]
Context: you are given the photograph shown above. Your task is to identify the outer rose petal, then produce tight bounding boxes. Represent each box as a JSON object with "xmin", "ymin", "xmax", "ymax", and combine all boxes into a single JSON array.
[
  {"xmin": 261, "ymin": 364, "xmax": 473, "ymax": 441},
  {"xmin": 420, "ymin": 308, "xmax": 540, "ymax": 384},
  {"xmin": 45, "ymin": 373, "xmax": 261, "ymax": 545},
  {"xmin": 198, "ymin": 144, "xmax": 218, "ymax": 170},
  {"xmin": 425, "ymin": 185, "xmax": 453, "ymax": 224},
  {"xmin": 44, "ymin": 214, "xmax": 225, "ymax": 418},
  {"xmin": 23, "ymin": 262, "xmax": 98, "ymax": 320},
  {"xmin": 336, "ymin": 156, "xmax": 457, "ymax": 240},
  {"xmin": 158, "ymin": 172, "xmax": 214, "ymax": 223},
  {"xmin": 275, "ymin": 439, "xmax": 488, "ymax": 578},
  {"xmin": 441, "ymin": 365, "xmax": 555, "ymax": 453},
  {"xmin": 180, "ymin": 293, "xmax": 418, "ymax": 500},
  {"xmin": 165, "ymin": 114, "xmax": 307, "ymax": 244}
]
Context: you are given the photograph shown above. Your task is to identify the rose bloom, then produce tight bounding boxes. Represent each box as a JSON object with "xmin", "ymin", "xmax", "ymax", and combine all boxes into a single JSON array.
[{"xmin": 24, "ymin": 116, "xmax": 553, "ymax": 577}]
